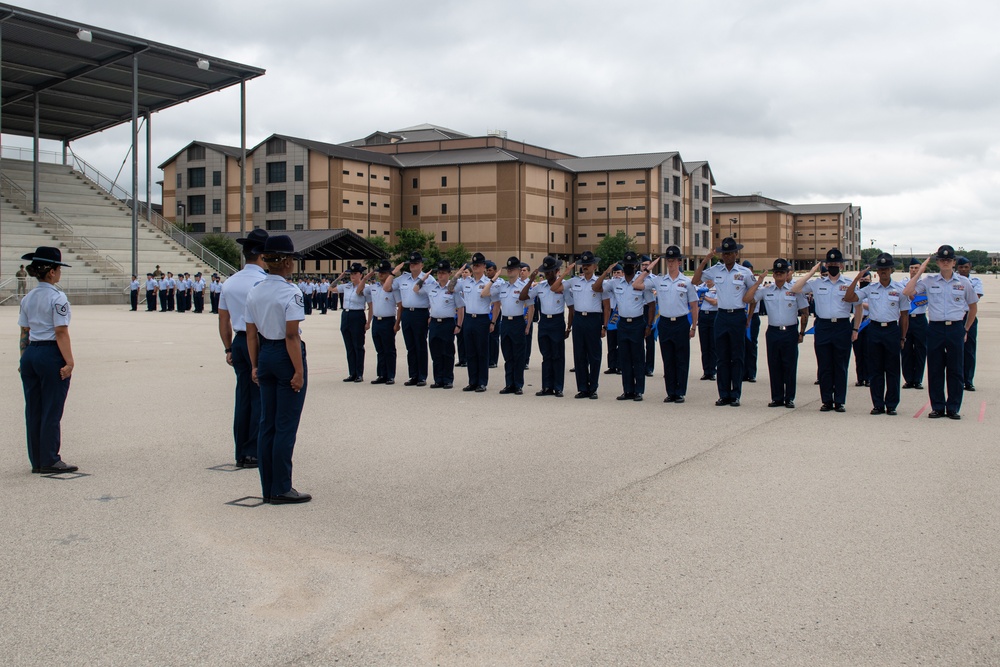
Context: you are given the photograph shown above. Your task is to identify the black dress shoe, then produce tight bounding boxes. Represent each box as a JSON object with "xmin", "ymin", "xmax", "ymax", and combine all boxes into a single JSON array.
[
  {"xmin": 715, "ymin": 398, "xmax": 731, "ymax": 406},
  {"xmin": 270, "ymin": 488, "xmax": 312, "ymax": 504},
  {"xmin": 569, "ymin": 368, "xmax": 576, "ymax": 373},
  {"xmin": 633, "ymin": 394, "xmax": 643, "ymax": 401},
  {"xmin": 664, "ymin": 396, "xmax": 677, "ymax": 403},
  {"xmin": 499, "ymin": 386, "xmax": 516, "ymax": 394},
  {"xmin": 617, "ymin": 393, "xmax": 635, "ymax": 401},
  {"xmin": 416, "ymin": 380, "xmax": 427, "ymax": 387},
  {"xmin": 404, "ymin": 379, "xmax": 419, "ymax": 386},
  {"xmin": 370, "ymin": 377, "xmax": 387, "ymax": 385},
  {"xmin": 574, "ymin": 391, "xmax": 591, "ymax": 399},
  {"xmin": 768, "ymin": 401, "xmax": 784, "ymax": 408},
  {"xmin": 604, "ymin": 368, "xmax": 617, "ymax": 375},
  {"xmin": 674, "ymin": 396, "xmax": 685, "ymax": 404},
  {"xmin": 814, "ymin": 379, "xmax": 820, "ymax": 385},
  {"xmin": 886, "ymin": 408, "xmax": 897, "ymax": 415},
  {"xmin": 241, "ymin": 456, "xmax": 258, "ymax": 468},
  {"xmin": 514, "ymin": 388, "xmax": 523, "ymax": 395},
  {"xmin": 456, "ymin": 362, "xmax": 467, "ymax": 367},
  {"xmin": 784, "ymin": 401, "xmax": 795, "ymax": 409},
  {"xmin": 820, "ymin": 403, "xmax": 833, "ymax": 412},
  {"xmin": 442, "ymin": 383, "xmax": 453, "ymax": 389},
  {"xmin": 870, "ymin": 407, "xmax": 885, "ymax": 415},
  {"xmin": 834, "ymin": 404, "xmax": 846, "ymax": 413},
  {"xmin": 536, "ymin": 388, "xmax": 554, "ymax": 396},
  {"xmin": 489, "ymin": 364, "xmax": 498, "ymax": 369},
  {"xmin": 343, "ymin": 376, "xmax": 357, "ymax": 382},
  {"xmin": 430, "ymin": 383, "xmax": 443, "ymax": 389},
  {"xmin": 385, "ymin": 379, "xmax": 395, "ymax": 385},
  {"xmin": 902, "ymin": 382, "xmax": 915, "ymax": 389},
  {"xmin": 588, "ymin": 392, "xmax": 598, "ymax": 399},
  {"xmin": 645, "ymin": 371, "xmax": 654, "ymax": 377},
  {"xmin": 40, "ymin": 461, "xmax": 79, "ymax": 474},
  {"xmin": 855, "ymin": 381, "xmax": 865, "ymax": 387},
  {"xmin": 948, "ymin": 412, "xmax": 962, "ymax": 420},
  {"xmin": 729, "ymin": 399, "xmax": 740, "ymax": 407},
  {"xmin": 31, "ymin": 467, "xmax": 41, "ymax": 474},
  {"xmin": 746, "ymin": 377, "xmax": 756, "ymax": 383},
  {"xmin": 701, "ymin": 375, "xmax": 716, "ymax": 381},
  {"xmin": 966, "ymin": 384, "xmax": 976, "ymax": 391},
  {"xmin": 554, "ymin": 390, "xmax": 564, "ymax": 397},
  {"xmin": 462, "ymin": 384, "xmax": 477, "ymax": 392},
  {"xmin": 928, "ymin": 410, "xmax": 945, "ymax": 419},
  {"xmin": 474, "ymin": 385, "xmax": 487, "ymax": 392},
  {"xmin": 353, "ymin": 377, "xmax": 363, "ymax": 383},
  {"xmin": 914, "ymin": 383, "xmax": 923, "ymax": 389}
]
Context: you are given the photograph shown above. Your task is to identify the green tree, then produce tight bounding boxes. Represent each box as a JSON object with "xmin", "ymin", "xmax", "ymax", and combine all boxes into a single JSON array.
[
  {"xmin": 860, "ymin": 246, "xmax": 883, "ymax": 266},
  {"xmin": 365, "ymin": 235, "xmax": 391, "ymax": 269},
  {"xmin": 389, "ymin": 229, "xmax": 440, "ymax": 265},
  {"xmin": 442, "ymin": 242, "xmax": 471, "ymax": 268},
  {"xmin": 200, "ymin": 233, "xmax": 241, "ymax": 271},
  {"xmin": 594, "ymin": 231, "xmax": 637, "ymax": 273}
]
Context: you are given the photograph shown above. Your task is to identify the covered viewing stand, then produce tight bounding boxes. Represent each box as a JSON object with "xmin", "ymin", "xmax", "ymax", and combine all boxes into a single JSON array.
[
  {"xmin": 192, "ymin": 230, "xmax": 389, "ymax": 272},
  {"xmin": 0, "ymin": 3, "xmax": 265, "ymax": 277}
]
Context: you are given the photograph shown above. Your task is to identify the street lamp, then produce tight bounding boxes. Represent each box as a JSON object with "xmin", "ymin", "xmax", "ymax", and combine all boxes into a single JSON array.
[
  {"xmin": 729, "ymin": 217, "xmax": 738, "ymax": 237},
  {"xmin": 176, "ymin": 202, "xmax": 187, "ymax": 229}
]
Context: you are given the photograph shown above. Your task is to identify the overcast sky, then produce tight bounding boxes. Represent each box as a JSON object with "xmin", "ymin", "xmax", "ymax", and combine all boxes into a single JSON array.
[{"xmin": 8, "ymin": 0, "xmax": 1000, "ymax": 254}]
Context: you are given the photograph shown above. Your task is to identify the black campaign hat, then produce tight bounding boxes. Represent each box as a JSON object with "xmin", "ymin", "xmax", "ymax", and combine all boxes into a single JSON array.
[
  {"xmin": 936, "ymin": 245, "xmax": 956, "ymax": 260},
  {"xmin": 623, "ymin": 250, "xmax": 639, "ymax": 264},
  {"xmin": 376, "ymin": 259, "xmax": 393, "ymax": 273},
  {"xmin": 408, "ymin": 251, "xmax": 424, "ymax": 264},
  {"xmin": 505, "ymin": 256, "xmax": 521, "ymax": 270},
  {"xmin": 825, "ymin": 248, "xmax": 844, "ymax": 263},
  {"xmin": 436, "ymin": 259, "xmax": 453, "ymax": 272},
  {"xmin": 716, "ymin": 237, "xmax": 743, "ymax": 253},
  {"xmin": 236, "ymin": 228, "xmax": 269, "ymax": 253},
  {"xmin": 349, "ymin": 262, "xmax": 365, "ymax": 273},
  {"xmin": 772, "ymin": 258, "xmax": 790, "ymax": 272},
  {"xmin": 471, "ymin": 252, "xmax": 487, "ymax": 265},
  {"xmin": 537, "ymin": 255, "xmax": 562, "ymax": 273},
  {"xmin": 578, "ymin": 250, "xmax": 600, "ymax": 265},
  {"xmin": 261, "ymin": 235, "xmax": 302, "ymax": 258},
  {"xmin": 874, "ymin": 253, "xmax": 894, "ymax": 269},
  {"xmin": 663, "ymin": 246, "xmax": 683, "ymax": 260},
  {"xmin": 21, "ymin": 246, "xmax": 71, "ymax": 267}
]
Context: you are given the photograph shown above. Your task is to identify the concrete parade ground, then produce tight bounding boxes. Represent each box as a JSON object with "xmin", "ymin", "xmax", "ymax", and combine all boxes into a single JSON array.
[{"xmin": 1, "ymin": 289, "xmax": 998, "ymax": 666}]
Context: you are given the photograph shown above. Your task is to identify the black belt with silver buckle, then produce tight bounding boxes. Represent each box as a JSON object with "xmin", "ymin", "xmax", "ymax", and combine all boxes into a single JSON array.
[
  {"xmin": 769, "ymin": 325, "xmax": 793, "ymax": 331},
  {"xmin": 719, "ymin": 308, "xmax": 741, "ymax": 313}
]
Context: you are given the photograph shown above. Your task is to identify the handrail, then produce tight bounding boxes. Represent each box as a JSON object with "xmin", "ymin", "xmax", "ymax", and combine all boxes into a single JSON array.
[
  {"xmin": 0, "ymin": 171, "xmax": 29, "ymax": 207},
  {"xmin": 68, "ymin": 150, "xmax": 238, "ymax": 276},
  {"xmin": 40, "ymin": 207, "xmax": 125, "ymax": 275},
  {"xmin": 0, "ymin": 277, "xmax": 17, "ymax": 306}
]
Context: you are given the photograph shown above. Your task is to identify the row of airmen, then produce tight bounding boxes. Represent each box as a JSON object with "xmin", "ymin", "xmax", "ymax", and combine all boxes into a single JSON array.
[{"xmin": 132, "ymin": 272, "xmax": 224, "ymax": 313}]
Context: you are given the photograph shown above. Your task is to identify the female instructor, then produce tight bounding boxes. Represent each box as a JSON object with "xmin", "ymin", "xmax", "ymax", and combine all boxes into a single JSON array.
[{"xmin": 18, "ymin": 246, "xmax": 78, "ymax": 474}]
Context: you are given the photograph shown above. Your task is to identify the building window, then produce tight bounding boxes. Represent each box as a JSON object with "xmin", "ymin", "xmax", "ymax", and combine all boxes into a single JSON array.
[
  {"xmin": 694, "ymin": 186, "xmax": 700, "ymax": 200},
  {"xmin": 616, "ymin": 180, "xmax": 625, "ymax": 185},
  {"xmin": 266, "ymin": 191, "xmax": 286, "ymax": 213},
  {"xmin": 187, "ymin": 195, "xmax": 206, "ymax": 215},
  {"xmin": 253, "ymin": 197, "xmax": 259, "ymax": 213},
  {"xmin": 412, "ymin": 205, "xmax": 418, "ymax": 215},
  {"xmin": 597, "ymin": 207, "xmax": 606, "ymax": 212},
  {"xmin": 371, "ymin": 173, "xmax": 377, "ymax": 179},
  {"xmin": 702, "ymin": 184, "xmax": 709, "ymax": 200},
  {"xmin": 412, "ymin": 178, "xmax": 418, "ymax": 188},
  {"xmin": 550, "ymin": 179, "xmax": 555, "ymax": 189},
  {"xmin": 265, "ymin": 138, "xmax": 286, "ymax": 155},
  {"xmin": 597, "ymin": 232, "xmax": 606, "ymax": 238},
  {"xmin": 694, "ymin": 210, "xmax": 700, "ymax": 223},
  {"xmin": 579, "ymin": 233, "xmax": 588, "ymax": 238},
  {"xmin": 342, "ymin": 199, "xmax": 349, "ymax": 204},
  {"xmin": 267, "ymin": 162, "xmax": 286, "ymax": 184},
  {"xmin": 383, "ymin": 230, "xmax": 390, "ymax": 235},
  {"xmin": 357, "ymin": 172, "xmax": 363, "ymax": 177},
  {"xmin": 370, "ymin": 202, "xmax": 377, "ymax": 207},
  {"xmin": 187, "ymin": 145, "xmax": 205, "ymax": 161},
  {"xmin": 673, "ymin": 156, "xmax": 681, "ymax": 170},
  {"xmin": 176, "ymin": 173, "xmax": 182, "ymax": 188},
  {"xmin": 188, "ymin": 168, "xmax": 206, "ymax": 188},
  {"xmin": 664, "ymin": 204, "xmax": 670, "ymax": 217},
  {"xmin": 253, "ymin": 168, "xmax": 260, "ymax": 185},
  {"xmin": 296, "ymin": 224, "xmax": 305, "ymax": 231},
  {"xmin": 636, "ymin": 179, "xmax": 645, "ymax": 184},
  {"xmin": 357, "ymin": 201, "xmax": 363, "ymax": 206},
  {"xmin": 636, "ymin": 232, "xmax": 645, "ymax": 237},
  {"xmin": 551, "ymin": 232, "xmax": 555, "ymax": 242},
  {"xmin": 441, "ymin": 231, "xmax": 448, "ymax": 242},
  {"xmin": 212, "ymin": 199, "xmax": 221, "ymax": 215},
  {"xmin": 383, "ymin": 175, "xmax": 390, "ymax": 181},
  {"xmin": 597, "ymin": 181, "xmax": 606, "ymax": 186},
  {"xmin": 579, "ymin": 182, "xmax": 587, "ymax": 187},
  {"xmin": 294, "ymin": 195, "xmax": 304, "ymax": 211},
  {"xmin": 212, "ymin": 226, "xmax": 222, "ymax": 233},
  {"xmin": 294, "ymin": 165, "xmax": 304, "ymax": 182},
  {"xmin": 266, "ymin": 219, "xmax": 286, "ymax": 230},
  {"xmin": 441, "ymin": 176, "xmax": 447, "ymax": 187},
  {"xmin": 212, "ymin": 170, "xmax": 221, "ymax": 187},
  {"xmin": 663, "ymin": 178, "xmax": 669, "ymax": 194},
  {"xmin": 190, "ymin": 222, "xmax": 205, "ymax": 233},
  {"xmin": 551, "ymin": 206, "xmax": 555, "ymax": 215},
  {"xmin": 673, "ymin": 176, "xmax": 680, "ymax": 194},
  {"xmin": 383, "ymin": 203, "xmax": 390, "ymax": 208},
  {"xmin": 702, "ymin": 230, "xmax": 709, "ymax": 248},
  {"xmin": 702, "ymin": 207, "xmax": 708, "ymax": 225},
  {"xmin": 441, "ymin": 203, "xmax": 448, "ymax": 214},
  {"xmin": 673, "ymin": 227, "xmax": 681, "ymax": 246},
  {"xmin": 343, "ymin": 170, "xmax": 350, "ymax": 175},
  {"xmin": 673, "ymin": 202, "xmax": 680, "ymax": 221}
]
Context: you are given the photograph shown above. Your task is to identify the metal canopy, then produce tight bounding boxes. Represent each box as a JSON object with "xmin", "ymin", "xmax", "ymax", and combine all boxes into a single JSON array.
[
  {"xmin": 0, "ymin": 3, "xmax": 265, "ymax": 142},
  {"xmin": 193, "ymin": 230, "xmax": 389, "ymax": 263}
]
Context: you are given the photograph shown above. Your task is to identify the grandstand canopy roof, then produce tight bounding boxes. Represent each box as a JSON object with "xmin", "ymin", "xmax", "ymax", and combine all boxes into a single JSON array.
[
  {"xmin": 0, "ymin": 3, "xmax": 265, "ymax": 142},
  {"xmin": 192, "ymin": 229, "xmax": 388, "ymax": 263}
]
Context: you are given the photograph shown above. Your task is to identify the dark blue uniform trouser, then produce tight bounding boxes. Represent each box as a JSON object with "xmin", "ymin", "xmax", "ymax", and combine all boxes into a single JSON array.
[
  {"xmin": 147, "ymin": 290, "xmax": 156, "ymax": 311},
  {"xmin": 463, "ymin": 314, "xmax": 490, "ymax": 387},
  {"xmin": 340, "ymin": 310, "xmax": 366, "ymax": 379},
  {"xmin": 853, "ymin": 325, "xmax": 870, "ymax": 383},
  {"xmin": 617, "ymin": 317, "xmax": 646, "ymax": 395},
  {"xmin": 658, "ymin": 317, "xmax": 691, "ymax": 398},
  {"xmin": 318, "ymin": 293, "xmax": 328, "ymax": 314},
  {"xmin": 501, "ymin": 315, "xmax": 527, "ymax": 389},
  {"xmin": 193, "ymin": 292, "xmax": 204, "ymax": 313},
  {"xmin": 698, "ymin": 311, "xmax": 717, "ymax": 376},
  {"xmin": 230, "ymin": 332, "xmax": 260, "ymax": 463},
  {"xmin": 765, "ymin": 325, "xmax": 799, "ymax": 403},
  {"xmin": 458, "ymin": 323, "xmax": 467, "ymax": 364},
  {"xmin": 371, "ymin": 316, "xmax": 397, "ymax": 381},
  {"xmin": 210, "ymin": 292, "xmax": 219, "ymax": 313},
  {"xmin": 538, "ymin": 314, "xmax": 566, "ymax": 392},
  {"xmin": 964, "ymin": 316, "xmax": 978, "ymax": 386},
  {"xmin": 644, "ymin": 303, "xmax": 656, "ymax": 374},
  {"xmin": 401, "ymin": 308, "xmax": 429, "ymax": 381},
  {"xmin": 606, "ymin": 327, "xmax": 618, "ymax": 371},
  {"xmin": 429, "ymin": 317, "xmax": 457, "ymax": 385},
  {"xmin": 814, "ymin": 318, "xmax": 852, "ymax": 405},
  {"xmin": 257, "ymin": 339, "xmax": 307, "ymax": 499},
  {"xmin": 571, "ymin": 312, "xmax": 602, "ymax": 393},
  {"xmin": 159, "ymin": 290, "xmax": 168, "ymax": 311},
  {"xmin": 489, "ymin": 317, "xmax": 501, "ymax": 366},
  {"xmin": 130, "ymin": 289, "xmax": 138, "ymax": 310},
  {"xmin": 167, "ymin": 290, "xmax": 175, "ymax": 311},
  {"xmin": 866, "ymin": 322, "xmax": 902, "ymax": 410},
  {"xmin": 902, "ymin": 313, "xmax": 927, "ymax": 385},
  {"xmin": 744, "ymin": 313, "xmax": 760, "ymax": 380},
  {"xmin": 303, "ymin": 296, "xmax": 312, "ymax": 315},
  {"xmin": 714, "ymin": 310, "xmax": 746, "ymax": 401},
  {"xmin": 20, "ymin": 341, "xmax": 70, "ymax": 469},
  {"xmin": 927, "ymin": 321, "xmax": 965, "ymax": 414}
]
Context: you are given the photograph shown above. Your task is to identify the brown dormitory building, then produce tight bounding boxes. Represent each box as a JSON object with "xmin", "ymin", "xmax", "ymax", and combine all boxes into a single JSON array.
[{"xmin": 160, "ymin": 124, "xmax": 860, "ymax": 273}]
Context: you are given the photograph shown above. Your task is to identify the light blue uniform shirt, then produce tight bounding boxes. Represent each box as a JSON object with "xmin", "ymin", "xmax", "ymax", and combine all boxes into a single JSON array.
[
  {"xmin": 245, "ymin": 274, "xmax": 306, "ymax": 340},
  {"xmin": 564, "ymin": 274, "xmax": 606, "ymax": 313},
  {"xmin": 370, "ymin": 282, "xmax": 400, "ymax": 318},
  {"xmin": 421, "ymin": 279, "xmax": 465, "ymax": 318},
  {"xmin": 146, "ymin": 279, "xmax": 158, "ymax": 291},
  {"xmin": 18, "ymin": 282, "xmax": 71, "ymax": 341},
  {"xmin": 492, "ymin": 277, "xmax": 529, "ymax": 317},
  {"xmin": 337, "ymin": 282, "xmax": 372, "ymax": 311},
  {"xmin": 193, "ymin": 279, "xmax": 206, "ymax": 292},
  {"xmin": 800, "ymin": 274, "xmax": 854, "ymax": 319},
  {"xmin": 601, "ymin": 274, "xmax": 645, "ymax": 318},
  {"xmin": 645, "ymin": 273, "xmax": 698, "ymax": 318},
  {"xmin": 458, "ymin": 275, "xmax": 493, "ymax": 315},
  {"xmin": 970, "ymin": 276, "xmax": 984, "ymax": 297},
  {"xmin": 913, "ymin": 273, "xmax": 979, "ymax": 321},
  {"xmin": 218, "ymin": 265, "xmax": 267, "ymax": 332},
  {"xmin": 698, "ymin": 283, "xmax": 718, "ymax": 312},
  {"xmin": 130, "ymin": 279, "xmax": 140, "ymax": 291},
  {"xmin": 754, "ymin": 283, "xmax": 807, "ymax": 327},
  {"xmin": 857, "ymin": 280, "xmax": 910, "ymax": 323},
  {"xmin": 701, "ymin": 263, "xmax": 755, "ymax": 310},
  {"xmin": 529, "ymin": 279, "xmax": 566, "ymax": 316},
  {"xmin": 393, "ymin": 272, "xmax": 430, "ymax": 309}
]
